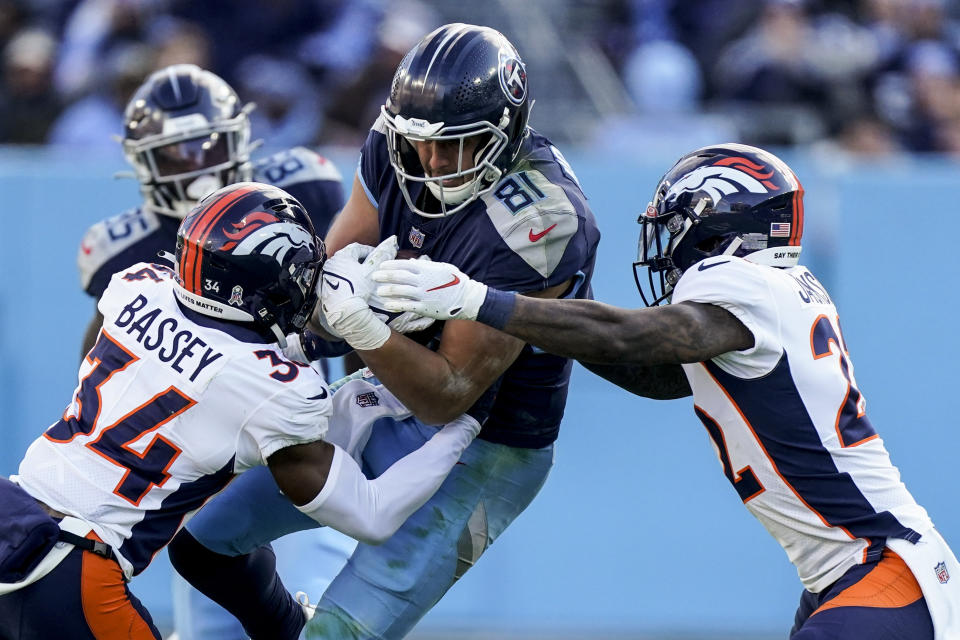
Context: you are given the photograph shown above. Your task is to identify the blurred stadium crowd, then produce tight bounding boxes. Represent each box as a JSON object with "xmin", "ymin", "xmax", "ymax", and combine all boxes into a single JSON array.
[{"xmin": 1, "ymin": 0, "xmax": 960, "ymax": 159}]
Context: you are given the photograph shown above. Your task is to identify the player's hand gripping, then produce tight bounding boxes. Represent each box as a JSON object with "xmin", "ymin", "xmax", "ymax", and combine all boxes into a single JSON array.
[
  {"xmin": 371, "ymin": 258, "xmax": 488, "ymax": 321},
  {"xmin": 367, "ymin": 255, "xmax": 436, "ymax": 333},
  {"xmin": 317, "ymin": 236, "xmax": 398, "ymax": 350}
]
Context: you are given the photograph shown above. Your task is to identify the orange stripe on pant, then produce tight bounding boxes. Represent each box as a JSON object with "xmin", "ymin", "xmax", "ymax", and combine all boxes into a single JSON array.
[
  {"xmin": 79, "ymin": 532, "xmax": 157, "ymax": 639},
  {"xmin": 811, "ymin": 549, "xmax": 923, "ymax": 617}
]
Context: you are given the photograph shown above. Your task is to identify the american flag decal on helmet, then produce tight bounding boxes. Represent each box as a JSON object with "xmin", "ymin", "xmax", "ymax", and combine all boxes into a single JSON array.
[{"xmin": 770, "ymin": 223, "xmax": 791, "ymax": 237}]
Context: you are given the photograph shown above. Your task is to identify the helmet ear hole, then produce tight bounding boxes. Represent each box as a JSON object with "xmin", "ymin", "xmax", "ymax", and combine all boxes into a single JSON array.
[{"xmin": 695, "ymin": 236, "xmax": 726, "ymax": 253}]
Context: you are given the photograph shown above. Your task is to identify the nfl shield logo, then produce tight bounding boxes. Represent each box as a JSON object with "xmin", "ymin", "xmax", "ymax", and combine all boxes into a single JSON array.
[
  {"xmin": 409, "ymin": 227, "xmax": 425, "ymax": 249},
  {"xmin": 935, "ymin": 561, "xmax": 950, "ymax": 584},
  {"xmin": 356, "ymin": 392, "xmax": 380, "ymax": 408}
]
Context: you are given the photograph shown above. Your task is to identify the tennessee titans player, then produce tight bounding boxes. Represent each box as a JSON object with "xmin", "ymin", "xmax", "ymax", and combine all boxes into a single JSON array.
[
  {"xmin": 372, "ymin": 144, "xmax": 960, "ymax": 640},
  {"xmin": 74, "ymin": 64, "xmax": 356, "ymax": 640},
  {"xmin": 168, "ymin": 23, "xmax": 601, "ymax": 639}
]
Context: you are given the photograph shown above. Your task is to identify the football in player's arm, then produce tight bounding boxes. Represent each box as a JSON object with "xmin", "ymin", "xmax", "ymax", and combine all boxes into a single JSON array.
[
  {"xmin": 0, "ymin": 184, "xmax": 478, "ymax": 640},
  {"xmin": 373, "ymin": 144, "xmax": 960, "ymax": 640}
]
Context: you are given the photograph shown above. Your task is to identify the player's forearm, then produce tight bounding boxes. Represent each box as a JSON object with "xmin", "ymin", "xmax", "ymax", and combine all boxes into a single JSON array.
[
  {"xmin": 490, "ymin": 294, "xmax": 665, "ymax": 363},
  {"xmin": 356, "ymin": 333, "xmax": 478, "ymax": 424},
  {"xmin": 295, "ymin": 416, "xmax": 479, "ymax": 544},
  {"xmin": 487, "ymin": 294, "xmax": 733, "ymax": 365},
  {"xmin": 581, "ymin": 361, "xmax": 691, "ymax": 399}
]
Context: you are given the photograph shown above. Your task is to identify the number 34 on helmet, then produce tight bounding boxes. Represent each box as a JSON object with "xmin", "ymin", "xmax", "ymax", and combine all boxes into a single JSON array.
[{"xmin": 173, "ymin": 182, "xmax": 325, "ymax": 345}]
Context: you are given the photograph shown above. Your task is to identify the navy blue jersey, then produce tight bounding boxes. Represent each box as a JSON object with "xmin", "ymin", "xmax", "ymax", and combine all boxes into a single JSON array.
[
  {"xmin": 79, "ymin": 147, "xmax": 344, "ymax": 299},
  {"xmin": 359, "ymin": 118, "xmax": 600, "ymax": 448}
]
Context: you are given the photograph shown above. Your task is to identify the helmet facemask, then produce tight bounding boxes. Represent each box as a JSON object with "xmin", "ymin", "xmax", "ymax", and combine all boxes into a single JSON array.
[
  {"xmin": 124, "ymin": 106, "xmax": 253, "ymax": 219},
  {"xmin": 634, "ymin": 201, "xmax": 695, "ymax": 307},
  {"xmin": 381, "ymin": 107, "xmax": 511, "ymax": 218}
]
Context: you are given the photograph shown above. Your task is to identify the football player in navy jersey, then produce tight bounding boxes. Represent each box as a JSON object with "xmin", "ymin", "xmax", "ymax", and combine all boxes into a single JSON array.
[
  {"xmin": 168, "ymin": 23, "xmax": 601, "ymax": 640},
  {"xmin": 73, "ymin": 64, "xmax": 357, "ymax": 640},
  {"xmin": 371, "ymin": 144, "xmax": 960, "ymax": 640}
]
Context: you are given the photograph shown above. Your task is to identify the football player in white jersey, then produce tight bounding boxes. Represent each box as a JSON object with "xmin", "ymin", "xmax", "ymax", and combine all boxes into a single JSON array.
[
  {"xmin": 74, "ymin": 64, "xmax": 356, "ymax": 640},
  {"xmin": 370, "ymin": 144, "xmax": 960, "ymax": 640},
  {"xmin": 0, "ymin": 183, "xmax": 480, "ymax": 640}
]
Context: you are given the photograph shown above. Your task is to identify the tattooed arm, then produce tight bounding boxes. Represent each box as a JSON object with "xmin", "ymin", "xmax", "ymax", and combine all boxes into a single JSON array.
[
  {"xmin": 580, "ymin": 361, "xmax": 692, "ymax": 399},
  {"xmin": 372, "ymin": 259, "xmax": 753, "ymax": 387},
  {"xmin": 500, "ymin": 297, "xmax": 753, "ymax": 369}
]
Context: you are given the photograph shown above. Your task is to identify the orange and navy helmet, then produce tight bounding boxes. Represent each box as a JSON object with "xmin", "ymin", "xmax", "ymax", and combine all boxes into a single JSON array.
[
  {"xmin": 174, "ymin": 182, "xmax": 324, "ymax": 340},
  {"xmin": 635, "ymin": 143, "xmax": 804, "ymax": 306}
]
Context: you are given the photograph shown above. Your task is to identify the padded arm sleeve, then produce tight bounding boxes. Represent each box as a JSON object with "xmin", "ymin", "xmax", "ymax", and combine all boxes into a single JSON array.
[{"xmin": 296, "ymin": 414, "xmax": 480, "ymax": 544}]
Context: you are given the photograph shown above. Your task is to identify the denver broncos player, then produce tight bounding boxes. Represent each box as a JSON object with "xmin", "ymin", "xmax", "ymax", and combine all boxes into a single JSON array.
[
  {"xmin": 371, "ymin": 143, "xmax": 960, "ymax": 640},
  {"xmin": 0, "ymin": 183, "xmax": 481, "ymax": 640},
  {"xmin": 73, "ymin": 63, "xmax": 355, "ymax": 640},
  {"xmin": 168, "ymin": 23, "xmax": 601, "ymax": 640}
]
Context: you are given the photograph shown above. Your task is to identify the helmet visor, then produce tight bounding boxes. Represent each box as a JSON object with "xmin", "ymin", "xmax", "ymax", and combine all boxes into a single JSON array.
[{"xmin": 152, "ymin": 133, "xmax": 232, "ymax": 177}]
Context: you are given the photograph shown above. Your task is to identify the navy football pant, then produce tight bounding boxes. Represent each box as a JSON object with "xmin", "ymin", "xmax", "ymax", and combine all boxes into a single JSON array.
[
  {"xmin": 790, "ymin": 548, "xmax": 933, "ymax": 639},
  {"xmin": 0, "ymin": 536, "xmax": 160, "ymax": 640}
]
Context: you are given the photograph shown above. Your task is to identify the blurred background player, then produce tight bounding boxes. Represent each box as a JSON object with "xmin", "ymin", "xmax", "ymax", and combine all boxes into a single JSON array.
[
  {"xmin": 371, "ymin": 143, "xmax": 960, "ymax": 640},
  {"xmin": 73, "ymin": 63, "xmax": 357, "ymax": 640},
  {"xmin": 166, "ymin": 23, "xmax": 601, "ymax": 640},
  {"xmin": 0, "ymin": 182, "xmax": 481, "ymax": 640}
]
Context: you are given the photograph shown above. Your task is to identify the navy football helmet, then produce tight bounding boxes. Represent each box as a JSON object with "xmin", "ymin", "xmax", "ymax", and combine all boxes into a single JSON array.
[
  {"xmin": 381, "ymin": 23, "xmax": 531, "ymax": 217},
  {"xmin": 123, "ymin": 64, "xmax": 254, "ymax": 218},
  {"xmin": 174, "ymin": 182, "xmax": 324, "ymax": 344},
  {"xmin": 635, "ymin": 143, "xmax": 804, "ymax": 306}
]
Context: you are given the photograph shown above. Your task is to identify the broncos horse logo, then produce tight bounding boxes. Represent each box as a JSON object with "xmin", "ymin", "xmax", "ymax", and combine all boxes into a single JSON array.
[
  {"xmin": 665, "ymin": 157, "xmax": 780, "ymax": 206},
  {"xmin": 221, "ymin": 211, "xmax": 316, "ymax": 264}
]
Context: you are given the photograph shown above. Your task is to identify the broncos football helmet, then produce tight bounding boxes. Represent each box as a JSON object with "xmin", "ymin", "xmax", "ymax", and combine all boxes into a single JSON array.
[
  {"xmin": 174, "ymin": 182, "xmax": 324, "ymax": 344},
  {"xmin": 123, "ymin": 64, "xmax": 254, "ymax": 218},
  {"xmin": 635, "ymin": 143, "xmax": 804, "ymax": 306},
  {"xmin": 381, "ymin": 23, "xmax": 531, "ymax": 218}
]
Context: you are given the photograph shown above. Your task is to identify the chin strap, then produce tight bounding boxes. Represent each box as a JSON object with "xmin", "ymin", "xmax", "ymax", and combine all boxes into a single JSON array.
[
  {"xmin": 722, "ymin": 236, "xmax": 743, "ymax": 256},
  {"xmin": 269, "ymin": 324, "xmax": 288, "ymax": 349}
]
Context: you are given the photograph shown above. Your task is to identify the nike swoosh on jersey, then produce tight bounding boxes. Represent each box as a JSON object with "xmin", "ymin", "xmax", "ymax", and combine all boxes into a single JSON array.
[
  {"xmin": 323, "ymin": 278, "xmax": 340, "ymax": 290},
  {"xmin": 697, "ymin": 260, "xmax": 730, "ymax": 271},
  {"xmin": 426, "ymin": 275, "xmax": 460, "ymax": 292},
  {"xmin": 528, "ymin": 223, "xmax": 558, "ymax": 242},
  {"xmin": 307, "ymin": 389, "xmax": 328, "ymax": 400}
]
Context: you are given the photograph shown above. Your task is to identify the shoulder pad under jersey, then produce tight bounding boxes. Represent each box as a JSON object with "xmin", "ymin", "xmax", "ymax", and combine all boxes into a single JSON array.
[
  {"xmin": 370, "ymin": 113, "xmax": 388, "ymax": 135},
  {"xmin": 253, "ymin": 146, "xmax": 343, "ymax": 188},
  {"xmin": 78, "ymin": 207, "xmax": 162, "ymax": 291},
  {"xmin": 481, "ymin": 169, "xmax": 580, "ymax": 279}
]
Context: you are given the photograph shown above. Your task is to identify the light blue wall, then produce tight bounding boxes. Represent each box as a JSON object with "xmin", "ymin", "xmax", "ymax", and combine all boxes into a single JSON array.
[{"xmin": 1, "ymin": 148, "xmax": 956, "ymax": 637}]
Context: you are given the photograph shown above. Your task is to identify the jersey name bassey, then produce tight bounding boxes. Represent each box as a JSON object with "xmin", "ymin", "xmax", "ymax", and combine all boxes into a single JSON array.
[{"xmin": 113, "ymin": 292, "xmax": 223, "ymax": 383}]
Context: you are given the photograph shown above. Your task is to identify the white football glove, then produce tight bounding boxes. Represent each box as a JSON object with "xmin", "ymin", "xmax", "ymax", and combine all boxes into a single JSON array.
[
  {"xmin": 367, "ymin": 255, "xmax": 436, "ymax": 334},
  {"xmin": 319, "ymin": 236, "xmax": 398, "ymax": 350},
  {"xmin": 370, "ymin": 258, "xmax": 487, "ymax": 321}
]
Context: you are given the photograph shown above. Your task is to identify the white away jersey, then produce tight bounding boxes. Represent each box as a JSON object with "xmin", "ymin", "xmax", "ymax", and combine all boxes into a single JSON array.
[
  {"xmin": 18, "ymin": 262, "xmax": 331, "ymax": 576},
  {"xmin": 672, "ymin": 256, "xmax": 932, "ymax": 592}
]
